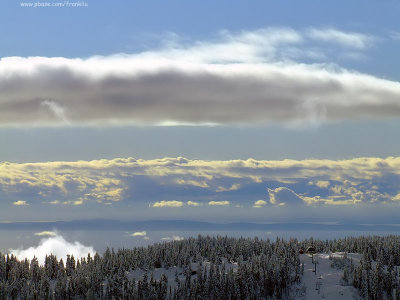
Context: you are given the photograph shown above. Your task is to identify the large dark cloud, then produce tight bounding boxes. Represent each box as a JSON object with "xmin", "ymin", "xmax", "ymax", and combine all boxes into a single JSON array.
[{"xmin": 1, "ymin": 28, "xmax": 399, "ymax": 126}]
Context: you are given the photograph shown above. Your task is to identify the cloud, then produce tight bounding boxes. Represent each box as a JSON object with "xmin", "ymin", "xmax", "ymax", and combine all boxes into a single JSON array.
[
  {"xmin": 216, "ymin": 183, "xmax": 241, "ymax": 192},
  {"xmin": 152, "ymin": 200, "xmax": 183, "ymax": 207},
  {"xmin": 1, "ymin": 28, "xmax": 398, "ymax": 127},
  {"xmin": 175, "ymin": 179, "xmax": 209, "ymax": 188},
  {"xmin": 328, "ymin": 181, "xmax": 391, "ymax": 204},
  {"xmin": 0, "ymin": 161, "xmax": 126, "ymax": 205},
  {"xmin": 267, "ymin": 186, "xmax": 324, "ymax": 205},
  {"xmin": 40, "ymin": 100, "xmax": 69, "ymax": 123},
  {"xmin": 307, "ymin": 28, "xmax": 374, "ymax": 49},
  {"xmin": 187, "ymin": 200, "xmax": 202, "ymax": 206},
  {"xmin": 13, "ymin": 200, "xmax": 29, "ymax": 206},
  {"xmin": 253, "ymin": 200, "xmax": 267, "ymax": 208},
  {"xmin": 161, "ymin": 235, "xmax": 184, "ymax": 241},
  {"xmin": 309, "ymin": 180, "xmax": 331, "ymax": 189},
  {"xmin": 389, "ymin": 31, "xmax": 400, "ymax": 41},
  {"xmin": 131, "ymin": 231, "xmax": 147, "ymax": 237},
  {"xmin": 208, "ymin": 200, "xmax": 230, "ymax": 206},
  {"xmin": 268, "ymin": 187, "xmax": 305, "ymax": 205},
  {"xmin": 47, "ymin": 200, "xmax": 60, "ymax": 204},
  {"xmin": 10, "ymin": 234, "xmax": 96, "ymax": 265},
  {"xmin": 34, "ymin": 231, "xmax": 57, "ymax": 236},
  {"xmin": 2, "ymin": 156, "xmax": 400, "ymax": 207}
]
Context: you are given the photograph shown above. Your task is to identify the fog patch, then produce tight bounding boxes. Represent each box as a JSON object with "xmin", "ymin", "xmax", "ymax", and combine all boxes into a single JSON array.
[{"xmin": 10, "ymin": 234, "xmax": 96, "ymax": 265}]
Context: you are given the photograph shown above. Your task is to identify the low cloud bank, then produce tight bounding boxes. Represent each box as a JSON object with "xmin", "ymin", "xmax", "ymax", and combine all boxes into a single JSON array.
[
  {"xmin": 1, "ymin": 27, "xmax": 399, "ymax": 127},
  {"xmin": 2, "ymin": 56, "xmax": 399, "ymax": 127},
  {"xmin": 10, "ymin": 234, "xmax": 96, "ymax": 265}
]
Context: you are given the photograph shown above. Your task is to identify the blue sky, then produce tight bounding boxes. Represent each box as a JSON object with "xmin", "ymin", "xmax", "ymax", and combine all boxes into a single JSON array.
[
  {"xmin": 1, "ymin": 0, "xmax": 400, "ymax": 226},
  {"xmin": 1, "ymin": 0, "xmax": 399, "ymax": 79}
]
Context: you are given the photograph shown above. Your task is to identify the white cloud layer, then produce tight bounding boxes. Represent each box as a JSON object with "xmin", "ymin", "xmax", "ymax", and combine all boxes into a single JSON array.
[
  {"xmin": 10, "ymin": 234, "xmax": 96, "ymax": 265},
  {"xmin": 1, "ymin": 27, "xmax": 398, "ymax": 127},
  {"xmin": 2, "ymin": 156, "xmax": 400, "ymax": 207}
]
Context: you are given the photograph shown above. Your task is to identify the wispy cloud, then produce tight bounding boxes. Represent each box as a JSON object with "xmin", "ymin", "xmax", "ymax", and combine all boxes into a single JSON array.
[
  {"xmin": 307, "ymin": 28, "xmax": 374, "ymax": 49},
  {"xmin": 40, "ymin": 100, "xmax": 69, "ymax": 123},
  {"xmin": 216, "ymin": 183, "xmax": 241, "ymax": 192},
  {"xmin": 156, "ymin": 27, "xmax": 303, "ymax": 64},
  {"xmin": 389, "ymin": 31, "xmax": 400, "ymax": 41},
  {"xmin": 47, "ymin": 200, "xmax": 61, "ymax": 205}
]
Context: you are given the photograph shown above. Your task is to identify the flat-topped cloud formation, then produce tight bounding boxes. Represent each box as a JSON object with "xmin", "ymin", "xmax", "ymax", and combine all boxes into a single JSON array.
[{"xmin": 1, "ymin": 27, "xmax": 399, "ymax": 127}]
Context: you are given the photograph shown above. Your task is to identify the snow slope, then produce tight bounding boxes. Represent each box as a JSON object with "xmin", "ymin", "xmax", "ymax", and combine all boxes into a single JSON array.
[{"xmin": 300, "ymin": 253, "xmax": 361, "ymax": 300}]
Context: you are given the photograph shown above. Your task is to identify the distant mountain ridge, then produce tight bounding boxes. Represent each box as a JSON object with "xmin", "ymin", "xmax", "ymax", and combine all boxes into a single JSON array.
[{"xmin": 1, "ymin": 219, "xmax": 400, "ymax": 232}]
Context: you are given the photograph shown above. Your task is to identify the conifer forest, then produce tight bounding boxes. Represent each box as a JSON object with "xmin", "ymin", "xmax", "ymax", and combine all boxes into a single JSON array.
[{"xmin": 1, "ymin": 235, "xmax": 400, "ymax": 299}]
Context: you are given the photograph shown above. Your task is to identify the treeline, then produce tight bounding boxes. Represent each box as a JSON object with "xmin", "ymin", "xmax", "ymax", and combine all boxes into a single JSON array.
[
  {"xmin": 0, "ymin": 235, "xmax": 301, "ymax": 299},
  {"xmin": 301, "ymin": 235, "xmax": 400, "ymax": 265},
  {"xmin": 1, "ymin": 235, "xmax": 400, "ymax": 299}
]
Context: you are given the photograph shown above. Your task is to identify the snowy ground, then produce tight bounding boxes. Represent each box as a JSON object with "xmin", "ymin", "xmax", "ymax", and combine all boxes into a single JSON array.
[
  {"xmin": 128, "ymin": 259, "xmax": 239, "ymax": 290},
  {"xmin": 299, "ymin": 252, "xmax": 361, "ymax": 300}
]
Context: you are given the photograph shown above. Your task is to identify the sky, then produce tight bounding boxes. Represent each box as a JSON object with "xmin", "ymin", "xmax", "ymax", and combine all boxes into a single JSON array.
[{"xmin": 1, "ymin": 0, "xmax": 400, "ymax": 228}]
